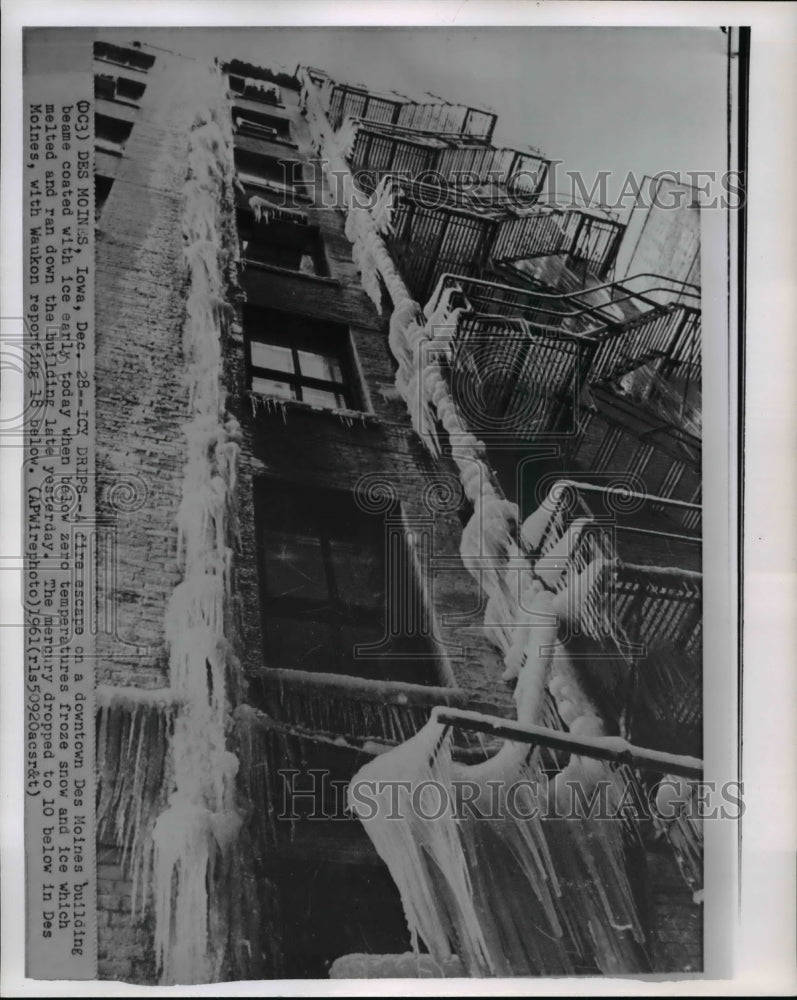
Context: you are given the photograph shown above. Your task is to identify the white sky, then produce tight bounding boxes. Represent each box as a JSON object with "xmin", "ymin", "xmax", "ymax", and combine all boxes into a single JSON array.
[{"xmin": 132, "ymin": 25, "xmax": 729, "ymax": 217}]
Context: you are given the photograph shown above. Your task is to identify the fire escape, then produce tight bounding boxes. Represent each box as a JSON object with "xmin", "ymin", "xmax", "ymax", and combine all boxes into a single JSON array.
[
  {"xmin": 320, "ymin": 76, "xmax": 625, "ymax": 302},
  {"xmin": 305, "ymin": 69, "xmax": 706, "ymax": 971}
]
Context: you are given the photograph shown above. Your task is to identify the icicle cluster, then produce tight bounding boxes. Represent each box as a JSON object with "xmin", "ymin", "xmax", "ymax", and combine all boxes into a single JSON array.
[
  {"xmin": 303, "ymin": 69, "xmax": 650, "ymax": 975},
  {"xmin": 96, "ymin": 686, "xmax": 177, "ymax": 916},
  {"xmin": 150, "ymin": 63, "xmax": 243, "ymax": 986}
]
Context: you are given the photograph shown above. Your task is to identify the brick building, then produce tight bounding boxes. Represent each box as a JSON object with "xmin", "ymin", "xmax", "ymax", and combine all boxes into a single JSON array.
[{"xmin": 92, "ymin": 37, "xmax": 703, "ymax": 983}]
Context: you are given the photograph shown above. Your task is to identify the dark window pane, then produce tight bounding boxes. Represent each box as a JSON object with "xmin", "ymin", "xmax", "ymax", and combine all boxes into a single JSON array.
[
  {"xmin": 253, "ymin": 479, "xmax": 440, "ymax": 688},
  {"xmin": 260, "ymin": 530, "xmax": 328, "ymax": 602},
  {"xmin": 338, "ymin": 624, "xmax": 387, "ymax": 675},
  {"xmin": 329, "ymin": 538, "xmax": 384, "ymax": 608},
  {"xmin": 264, "ymin": 616, "xmax": 337, "ymax": 672}
]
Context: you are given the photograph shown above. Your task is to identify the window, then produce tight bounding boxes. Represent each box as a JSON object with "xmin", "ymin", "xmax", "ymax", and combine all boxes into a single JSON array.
[
  {"xmin": 229, "ymin": 73, "xmax": 282, "ymax": 105},
  {"xmin": 234, "ymin": 148, "xmax": 309, "ymax": 200},
  {"xmin": 94, "ymin": 73, "xmax": 146, "ymax": 104},
  {"xmin": 233, "ymin": 105, "xmax": 291, "ymax": 142},
  {"xmin": 253, "ymin": 480, "xmax": 439, "ymax": 687},
  {"xmin": 95, "ymin": 113, "xmax": 134, "ymax": 155},
  {"xmin": 95, "ymin": 175, "xmax": 114, "ymax": 219},
  {"xmin": 245, "ymin": 307, "xmax": 353, "ymax": 410},
  {"xmin": 237, "ymin": 203, "xmax": 327, "ymax": 276},
  {"xmin": 93, "ymin": 41, "xmax": 155, "ymax": 72}
]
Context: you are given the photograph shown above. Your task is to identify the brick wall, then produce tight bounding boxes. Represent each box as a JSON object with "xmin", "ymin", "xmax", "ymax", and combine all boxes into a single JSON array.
[
  {"xmin": 96, "ymin": 844, "xmax": 156, "ymax": 983},
  {"xmin": 95, "ymin": 50, "xmax": 196, "ymax": 690},
  {"xmin": 94, "ymin": 45, "xmax": 204, "ymax": 980}
]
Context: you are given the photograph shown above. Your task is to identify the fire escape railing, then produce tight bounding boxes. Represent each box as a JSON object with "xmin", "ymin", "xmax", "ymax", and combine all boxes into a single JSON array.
[
  {"xmin": 428, "ymin": 273, "xmax": 701, "ymax": 399},
  {"xmin": 326, "ymin": 81, "xmax": 498, "ymax": 142},
  {"xmin": 346, "ymin": 119, "xmax": 549, "ymax": 203},
  {"xmin": 444, "ymin": 312, "xmax": 592, "ymax": 438},
  {"xmin": 491, "ymin": 209, "xmax": 625, "ymax": 276},
  {"xmin": 589, "ymin": 304, "xmax": 701, "ymax": 383},
  {"xmin": 524, "ymin": 480, "xmax": 702, "ymax": 559},
  {"xmin": 427, "ymin": 272, "xmax": 700, "ymax": 322},
  {"xmin": 517, "ymin": 480, "xmax": 702, "ymax": 663},
  {"xmin": 432, "ymin": 707, "xmax": 704, "ymax": 778},
  {"xmin": 384, "ymin": 180, "xmax": 625, "ymax": 300}
]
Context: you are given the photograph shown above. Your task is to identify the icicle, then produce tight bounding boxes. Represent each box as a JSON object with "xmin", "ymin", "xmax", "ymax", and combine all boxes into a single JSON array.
[
  {"xmin": 95, "ymin": 689, "xmax": 176, "ymax": 916},
  {"xmin": 336, "ymin": 116, "xmax": 359, "ymax": 158},
  {"xmin": 144, "ymin": 60, "xmax": 244, "ymax": 985},
  {"xmin": 370, "ymin": 175, "xmax": 396, "ymax": 234}
]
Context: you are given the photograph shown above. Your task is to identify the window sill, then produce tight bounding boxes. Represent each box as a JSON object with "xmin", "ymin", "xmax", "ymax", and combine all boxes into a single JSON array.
[
  {"xmin": 99, "ymin": 96, "xmax": 141, "ymax": 111},
  {"xmin": 248, "ymin": 391, "xmax": 376, "ymax": 426},
  {"xmin": 237, "ymin": 177, "xmax": 312, "ymax": 204},
  {"xmin": 241, "ymin": 259, "xmax": 339, "ymax": 286},
  {"xmin": 258, "ymin": 666, "xmax": 462, "ymax": 704},
  {"xmin": 94, "ymin": 56, "xmax": 149, "ymax": 74},
  {"xmin": 229, "ymin": 92, "xmax": 286, "ymax": 112},
  {"xmin": 235, "ymin": 132, "xmax": 298, "ymax": 150},
  {"xmin": 95, "ymin": 140, "xmax": 124, "ymax": 157}
]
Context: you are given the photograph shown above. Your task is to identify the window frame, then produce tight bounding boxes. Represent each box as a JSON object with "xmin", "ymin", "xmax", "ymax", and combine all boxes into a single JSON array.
[
  {"xmin": 232, "ymin": 105, "xmax": 293, "ymax": 144},
  {"xmin": 236, "ymin": 203, "xmax": 328, "ymax": 277},
  {"xmin": 94, "ymin": 112, "xmax": 134, "ymax": 155},
  {"xmin": 251, "ymin": 479, "xmax": 440, "ymax": 686},
  {"xmin": 94, "ymin": 73, "xmax": 146, "ymax": 107},
  {"xmin": 244, "ymin": 308, "xmax": 357, "ymax": 412},
  {"xmin": 95, "ymin": 175, "xmax": 114, "ymax": 219},
  {"xmin": 228, "ymin": 73, "xmax": 284, "ymax": 107},
  {"xmin": 93, "ymin": 42, "xmax": 155, "ymax": 73},
  {"xmin": 254, "ymin": 480, "xmax": 385, "ymax": 674},
  {"xmin": 234, "ymin": 148, "xmax": 313, "ymax": 202}
]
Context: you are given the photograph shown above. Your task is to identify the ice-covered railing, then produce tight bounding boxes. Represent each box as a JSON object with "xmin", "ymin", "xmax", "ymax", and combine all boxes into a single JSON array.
[
  {"xmin": 521, "ymin": 479, "xmax": 702, "ymax": 563},
  {"xmin": 427, "ymin": 272, "xmax": 613, "ymax": 331},
  {"xmin": 436, "ymin": 706, "xmax": 705, "ymax": 901},
  {"xmin": 302, "ymin": 69, "xmax": 685, "ymax": 976},
  {"xmin": 519, "ymin": 481, "xmax": 702, "ymax": 656},
  {"xmin": 427, "ymin": 270, "xmax": 701, "ymax": 329},
  {"xmin": 144, "ymin": 63, "xmax": 243, "ymax": 985}
]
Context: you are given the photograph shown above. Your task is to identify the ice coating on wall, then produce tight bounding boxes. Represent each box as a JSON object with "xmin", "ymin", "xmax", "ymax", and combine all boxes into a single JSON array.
[
  {"xmin": 302, "ymin": 69, "xmax": 650, "ymax": 974},
  {"xmin": 147, "ymin": 63, "xmax": 243, "ymax": 985},
  {"xmin": 96, "ymin": 687, "xmax": 176, "ymax": 917}
]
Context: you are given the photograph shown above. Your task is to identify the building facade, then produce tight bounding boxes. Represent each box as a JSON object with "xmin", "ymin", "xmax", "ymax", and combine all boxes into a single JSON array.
[{"xmin": 92, "ymin": 37, "xmax": 703, "ymax": 983}]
